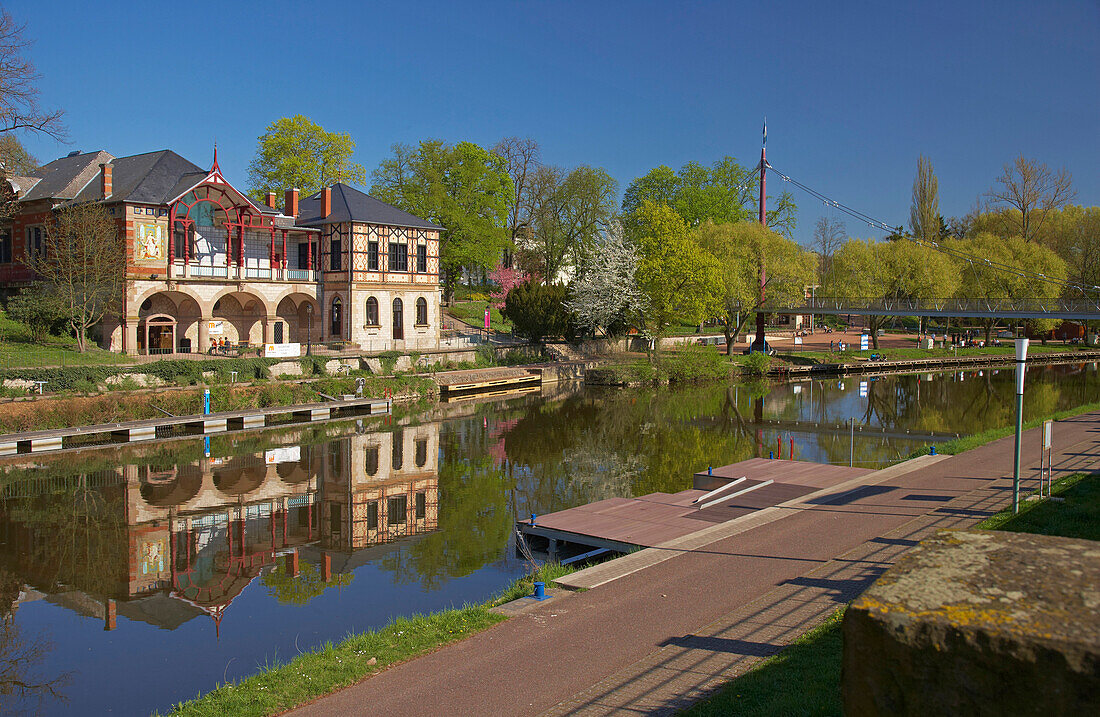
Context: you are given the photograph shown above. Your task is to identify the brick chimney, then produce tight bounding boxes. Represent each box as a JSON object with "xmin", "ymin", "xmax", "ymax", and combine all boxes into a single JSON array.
[
  {"xmin": 320, "ymin": 186, "xmax": 331, "ymax": 218},
  {"xmin": 265, "ymin": 191, "xmax": 277, "ymax": 209},
  {"xmin": 284, "ymin": 188, "xmax": 299, "ymax": 217},
  {"xmin": 100, "ymin": 163, "xmax": 112, "ymax": 198}
]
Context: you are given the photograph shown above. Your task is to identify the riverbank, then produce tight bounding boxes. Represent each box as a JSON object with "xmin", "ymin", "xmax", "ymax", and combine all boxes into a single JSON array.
[
  {"xmin": 280, "ymin": 411, "xmax": 1100, "ymax": 716},
  {"xmin": 684, "ymin": 470, "xmax": 1100, "ymax": 715},
  {"xmin": 161, "ymin": 564, "xmax": 576, "ymax": 717}
]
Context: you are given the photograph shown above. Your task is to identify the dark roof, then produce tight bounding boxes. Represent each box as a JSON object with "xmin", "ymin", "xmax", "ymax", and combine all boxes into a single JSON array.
[
  {"xmin": 20, "ymin": 150, "xmax": 113, "ymax": 202},
  {"xmin": 66, "ymin": 150, "xmax": 206, "ymax": 206},
  {"xmin": 296, "ymin": 183, "xmax": 443, "ymax": 231}
]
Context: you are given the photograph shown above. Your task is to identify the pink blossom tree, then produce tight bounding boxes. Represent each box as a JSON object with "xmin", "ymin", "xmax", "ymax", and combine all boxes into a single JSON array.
[{"xmin": 488, "ymin": 263, "xmax": 531, "ymax": 309}]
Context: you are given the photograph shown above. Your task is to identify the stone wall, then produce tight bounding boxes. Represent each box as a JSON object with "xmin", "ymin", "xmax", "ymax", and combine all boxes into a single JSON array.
[{"xmin": 843, "ymin": 529, "xmax": 1100, "ymax": 716}]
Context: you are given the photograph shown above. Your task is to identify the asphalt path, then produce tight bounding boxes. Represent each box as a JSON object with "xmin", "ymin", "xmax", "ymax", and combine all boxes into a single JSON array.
[{"xmin": 291, "ymin": 412, "xmax": 1100, "ymax": 716}]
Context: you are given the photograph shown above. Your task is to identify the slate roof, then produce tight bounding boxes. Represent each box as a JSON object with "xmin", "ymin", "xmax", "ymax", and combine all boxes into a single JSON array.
[
  {"xmin": 20, "ymin": 150, "xmax": 113, "ymax": 202},
  {"xmin": 296, "ymin": 182, "xmax": 443, "ymax": 231},
  {"xmin": 65, "ymin": 150, "xmax": 206, "ymax": 206}
]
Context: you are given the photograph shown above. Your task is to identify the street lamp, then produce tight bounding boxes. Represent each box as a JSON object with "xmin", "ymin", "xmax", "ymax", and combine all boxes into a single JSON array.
[
  {"xmin": 1012, "ymin": 338, "xmax": 1029, "ymax": 513},
  {"xmin": 306, "ymin": 303, "xmax": 313, "ymax": 356}
]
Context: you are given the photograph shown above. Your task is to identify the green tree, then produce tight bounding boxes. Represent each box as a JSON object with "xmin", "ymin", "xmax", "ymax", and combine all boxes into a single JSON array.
[
  {"xmin": 261, "ymin": 561, "xmax": 353, "ymax": 605},
  {"xmin": 909, "ymin": 155, "xmax": 940, "ymax": 243},
  {"xmin": 632, "ymin": 201, "xmax": 720, "ymax": 343},
  {"xmin": 33, "ymin": 203, "xmax": 126, "ymax": 352},
  {"xmin": 372, "ymin": 140, "xmax": 513, "ymax": 301},
  {"xmin": 696, "ymin": 221, "xmax": 815, "ymax": 354},
  {"xmin": 4, "ymin": 285, "xmax": 65, "ymax": 341},
  {"xmin": 945, "ymin": 233, "xmax": 1067, "ymax": 341},
  {"xmin": 502, "ymin": 281, "xmax": 574, "ymax": 341},
  {"xmin": 247, "ymin": 115, "xmax": 365, "ymax": 199},
  {"xmin": 622, "ymin": 157, "xmax": 797, "ymax": 237},
  {"xmin": 827, "ymin": 238, "xmax": 959, "ymax": 348},
  {"xmin": 521, "ymin": 164, "xmax": 617, "ymax": 281}
]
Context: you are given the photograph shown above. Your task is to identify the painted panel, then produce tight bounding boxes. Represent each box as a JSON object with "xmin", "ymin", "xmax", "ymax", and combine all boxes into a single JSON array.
[{"xmin": 134, "ymin": 224, "xmax": 166, "ymax": 264}]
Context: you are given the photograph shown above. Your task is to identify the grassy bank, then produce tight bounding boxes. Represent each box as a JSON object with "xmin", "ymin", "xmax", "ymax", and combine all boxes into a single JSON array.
[
  {"xmin": 926, "ymin": 400, "xmax": 1100, "ymax": 456},
  {"xmin": 162, "ymin": 563, "xmax": 575, "ymax": 717},
  {"xmin": 684, "ymin": 471, "xmax": 1099, "ymax": 715}
]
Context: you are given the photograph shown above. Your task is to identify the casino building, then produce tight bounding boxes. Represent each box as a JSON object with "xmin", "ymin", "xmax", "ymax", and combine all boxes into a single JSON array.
[{"xmin": 0, "ymin": 148, "xmax": 443, "ymax": 355}]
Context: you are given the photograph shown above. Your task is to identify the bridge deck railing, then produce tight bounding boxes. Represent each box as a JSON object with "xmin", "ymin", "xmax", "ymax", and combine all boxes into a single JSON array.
[{"xmin": 764, "ymin": 296, "xmax": 1100, "ymax": 317}]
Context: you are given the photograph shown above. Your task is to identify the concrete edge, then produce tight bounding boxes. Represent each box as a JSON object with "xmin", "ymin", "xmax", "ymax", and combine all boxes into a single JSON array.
[
  {"xmin": 489, "ymin": 587, "xmax": 572, "ymax": 616},
  {"xmin": 556, "ymin": 454, "xmax": 952, "ymax": 591}
]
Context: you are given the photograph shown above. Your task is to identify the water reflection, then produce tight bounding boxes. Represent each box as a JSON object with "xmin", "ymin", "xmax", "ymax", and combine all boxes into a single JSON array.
[{"xmin": 0, "ymin": 363, "xmax": 1096, "ymax": 714}]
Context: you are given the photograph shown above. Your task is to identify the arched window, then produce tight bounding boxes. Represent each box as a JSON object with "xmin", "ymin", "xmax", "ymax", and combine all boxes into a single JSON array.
[
  {"xmin": 365, "ymin": 297, "xmax": 379, "ymax": 326},
  {"xmin": 331, "ymin": 296, "xmax": 342, "ymax": 337},
  {"xmin": 392, "ymin": 298, "xmax": 404, "ymax": 340},
  {"xmin": 415, "ymin": 297, "xmax": 428, "ymax": 326}
]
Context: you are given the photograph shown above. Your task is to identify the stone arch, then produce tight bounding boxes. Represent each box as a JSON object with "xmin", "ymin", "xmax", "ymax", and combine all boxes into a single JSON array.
[
  {"xmin": 274, "ymin": 291, "xmax": 320, "ymax": 345},
  {"xmin": 210, "ymin": 289, "xmax": 269, "ymax": 346},
  {"xmin": 135, "ymin": 290, "xmax": 203, "ymax": 354},
  {"xmin": 139, "ymin": 466, "xmax": 203, "ymax": 507}
]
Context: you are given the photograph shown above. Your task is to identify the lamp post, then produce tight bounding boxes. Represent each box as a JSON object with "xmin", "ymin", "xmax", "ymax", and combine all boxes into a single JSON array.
[
  {"xmin": 306, "ymin": 304, "xmax": 313, "ymax": 356},
  {"xmin": 1013, "ymin": 338, "xmax": 1029, "ymax": 513}
]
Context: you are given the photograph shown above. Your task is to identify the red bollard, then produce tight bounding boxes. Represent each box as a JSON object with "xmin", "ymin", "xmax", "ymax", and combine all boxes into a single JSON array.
[
  {"xmin": 789, "ymin": 437, "xmax": 794, "ymax": 461},
  {"xmin": 777, "ymin": 436, "xmax": 782, "ymax": 460}
]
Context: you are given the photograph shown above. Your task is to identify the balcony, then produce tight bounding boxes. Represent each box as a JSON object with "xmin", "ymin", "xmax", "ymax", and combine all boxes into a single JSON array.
[{"xmin": 169, "ymin": 261, "xmax": 316, "ymax": 283}]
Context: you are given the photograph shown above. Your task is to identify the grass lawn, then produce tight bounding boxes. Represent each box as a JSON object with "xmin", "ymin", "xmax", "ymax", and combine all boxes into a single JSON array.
[
  {"xmin": 162, "ymin": 563, "xmax": 575, "ymax": 717},
  {"xmin": 0, "ymin": 312, "xmax": 130, "ymax": 369},
  {"xmin": 684, "ymin": 471, "xmax": 1099, "ymax": 716},
  {"xmin": 445, "ymin": 300, "xmax": 513, "ymax": 333}
]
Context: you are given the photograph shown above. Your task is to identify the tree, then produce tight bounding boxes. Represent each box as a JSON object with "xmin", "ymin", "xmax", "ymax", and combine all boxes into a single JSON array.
[
  {"xmin": 909, "ymin": 155, "xmax": 940, "ymax": 243},
  {"xmin": 521, "ymin": 164, "xmax": 617, "ymax": 281},
  {"xmin": 247, "ymin": 115, "xmax": 365, "ymax": 198},
  {"xmin": 622, "ymin": 157, "xmax": 798, "ymax": 237},
  {"xmin": 492, "ymin": 137, "xmax": 541, "ymax": 256},
  {"xmin": 0, "ymin": 10, "xmax": 64, "ymax": 139},
  {"xmin": 985, "ymin": 156, "xmax": 1076, "ymax": 242},
  {"xmin": 4, "ymin": 286, "xmax": 64, "ymax": 341},
  {"xmin": 811, "ymin": 216, "xmax": 846, "ymax": 288},
  {"xmin": 488, "ymin": 263, "xmax": 530, "ymax": 310},
  {"xmin": 827, "ymin": 238, "xmax": 959, "ymax": 348},
  {"xmin": 0, "ymin": 134, "xmax": 37, "ymax": 175},
  {"xmin": 632, "ymin": 201, "xmax": 720, "ymax": 342},
  {"xmin": 30, "ymin": 203, "xmax": 126, "ymax": 352},
  {"xmin": 696, "ymin": 221, "xmax": 815, "ymax": 354},
  {"xmin": 372, "ymin": 140, "xmax": 513, "ymax": 301},
  {"xmin": 945, "ymin": 233, "xmax": 1066, "ymax": 342},
  {"xmin": 261, "ymin": 562, "xmax": 353, "ymax": 605},
  {"xmin": 567, "ymin": 220, "xmax": 645, "ymax": 336},
  {"xmin": 502, "ymin": 281, "xmax": 574, "ymax": 341}
]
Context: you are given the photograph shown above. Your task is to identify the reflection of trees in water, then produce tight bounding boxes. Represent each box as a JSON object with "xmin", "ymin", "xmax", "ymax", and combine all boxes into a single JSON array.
[
  {"xmin": 0, "ymin": 570, "xmax": 68, "ymax": 714},
  {"xmin": 261, "ymin": 563, "xmax": 353, "ymax": 605}
]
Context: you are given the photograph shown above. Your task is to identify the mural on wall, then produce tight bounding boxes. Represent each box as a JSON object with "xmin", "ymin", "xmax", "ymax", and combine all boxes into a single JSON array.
[
  {"xmin": 135, "ymin": 224, "xmax": 166, "ymax": 263},
  {"xmin": 140, "ymin": 538, "xmax": 167, "ymax": 575}
]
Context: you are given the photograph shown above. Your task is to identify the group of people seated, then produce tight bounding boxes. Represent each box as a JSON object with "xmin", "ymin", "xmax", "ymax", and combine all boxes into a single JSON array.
[{"xmin": 208, "ymin": 337, "xmax": 242, "ymax": 355}]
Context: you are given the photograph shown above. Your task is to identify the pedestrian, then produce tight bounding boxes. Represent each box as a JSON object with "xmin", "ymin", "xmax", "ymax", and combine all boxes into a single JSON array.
[{"xmin": 830, "ymin": 340, "xmax": 834, "ymax": 352}]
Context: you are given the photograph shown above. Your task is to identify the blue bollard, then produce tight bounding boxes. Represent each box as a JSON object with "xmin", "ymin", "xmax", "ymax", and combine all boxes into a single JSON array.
[
  {"xmin": 769, "ymin": 451, "xmax": 774, "ymax": 460},
  {"xmin": 708, "ymin": 466, "xmax": 713, "ymax": 475},
  {"xmin": 530, "ymin": 513, "xmax": 537, "ymax": 526},
  {"xmin": 930, "ymin": 445, "xmax": 937, "ymax": 456},
  {"xmin": 533, "ymin": 581, "xmax": 547, "ymax": 600},
  {"xmin": 203, "ymin": 388, "xmax": 211, "ymax": 415}
]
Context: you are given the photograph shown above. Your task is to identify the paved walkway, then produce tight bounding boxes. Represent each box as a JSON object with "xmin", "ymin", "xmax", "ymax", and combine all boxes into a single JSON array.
[{"xmin": 291, "ymin": 412, "xmax": 1100, "ymax": 717}]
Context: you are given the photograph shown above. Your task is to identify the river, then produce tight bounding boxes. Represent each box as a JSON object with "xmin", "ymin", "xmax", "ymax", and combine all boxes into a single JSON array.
[{"xmin": 1, "ymin": 362, "xmax": 1098, "ymax": 715}]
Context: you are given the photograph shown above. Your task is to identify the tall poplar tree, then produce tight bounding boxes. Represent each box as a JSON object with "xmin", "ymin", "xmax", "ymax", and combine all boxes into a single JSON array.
[{"xmin": 909, "ymin": 155, "xmax": 940, "ymax": 243}]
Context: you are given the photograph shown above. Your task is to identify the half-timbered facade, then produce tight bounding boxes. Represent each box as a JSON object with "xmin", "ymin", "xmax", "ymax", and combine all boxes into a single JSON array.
[{"xmin": 0, "ymin": 149, "xmax": 443, "ymax": 355}]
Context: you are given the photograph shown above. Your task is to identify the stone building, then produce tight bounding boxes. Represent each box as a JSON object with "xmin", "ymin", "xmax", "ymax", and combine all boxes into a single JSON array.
[{"xmin": 0, "ymin": 148, "xmax": 443, "ymax": 355}]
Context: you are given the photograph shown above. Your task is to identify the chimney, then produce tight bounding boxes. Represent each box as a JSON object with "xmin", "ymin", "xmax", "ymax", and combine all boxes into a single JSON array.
[
  {"xmin": 284, "ymin": 188, "xmax": 299, "ymax": 217},
  {"xmin": 265, "ymin": 191, "xmax": 277, "ymax": 209},
  {"xmin": 100, "ymin": 163, "xmax": 112, "ymax": 198},
  {"xmin": 320, "ymin": 186, "xmax": 331, "ymax": 219}
]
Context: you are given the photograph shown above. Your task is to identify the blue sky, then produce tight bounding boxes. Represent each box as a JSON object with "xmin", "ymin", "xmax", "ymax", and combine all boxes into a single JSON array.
[{"xmin": 11, "ymin": 0, "xmax": 1099, "ymax": 246}]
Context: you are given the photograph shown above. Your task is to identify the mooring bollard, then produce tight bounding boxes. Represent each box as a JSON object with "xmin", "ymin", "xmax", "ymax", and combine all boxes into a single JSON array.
[
  {"xmin": 708, "ymin": 466, "xmax": 713, "ymax": 475},
  {"xmin": 530, "ymin": 513, "xmax": 537, "ymax": 526},
  {"xmin": 770, "ymin": 451, "xmax": 774, "ymax": 460},
  {"xmin": 789, "ymin": 437, "xmax": 795, "ymax": 460},
  {"xmin": 777, "ymin": 436, "xmax": 782, "ymax": 460},
  {"xmin": 533, "ymin": 581, "xmax": 547, "ymax": 600},
  {"xmin": 930, "ymin": 445, "xmax": 937, "ymax": 455}
]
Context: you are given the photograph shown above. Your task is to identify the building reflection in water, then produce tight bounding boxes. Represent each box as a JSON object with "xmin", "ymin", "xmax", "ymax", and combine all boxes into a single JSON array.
[{"xmin": 0, "ymin": 422, "xmax": 440, "ymax": 636}]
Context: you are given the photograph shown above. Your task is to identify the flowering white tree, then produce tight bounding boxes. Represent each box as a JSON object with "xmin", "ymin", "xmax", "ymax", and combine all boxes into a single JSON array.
[{"xmin": 566, "ymin": 221, "xmax": 645, "ymax": 336}]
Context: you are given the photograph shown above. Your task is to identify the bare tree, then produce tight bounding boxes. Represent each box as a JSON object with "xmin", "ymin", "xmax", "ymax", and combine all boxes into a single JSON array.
[
  {"xmin": 31, "ymin": 203, "xmax": 126, "ymax": 352},
  {"xmin": 492, "ymin": 137, "xmax": 541, "ymax": 262},
  {"xmin": 0, "ymin": 10, "xmax": 65, "ymax": 139},
  {"xmin": 811, "ymin": 216, "xmax": 845, "ymax": 287},
  {"xmin": 909, "ymin": 155, "xmax": 940, "ymax": 242},
  {"xmin": 985, "ymin": 156, "xmax": 1076, "ymax": 242}
]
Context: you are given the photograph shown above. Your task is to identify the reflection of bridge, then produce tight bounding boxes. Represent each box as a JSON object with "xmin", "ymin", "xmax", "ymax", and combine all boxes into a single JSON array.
[
  {"xmin": 768, "ymin": 296, "xmax": 1100, "ymax": 321},
  {"xmin": 746, "ymin": 418, "xmax": 956, "ymax": 443}
]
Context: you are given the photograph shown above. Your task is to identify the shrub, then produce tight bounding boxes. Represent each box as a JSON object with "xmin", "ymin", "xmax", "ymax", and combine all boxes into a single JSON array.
[
  {"xmin": 665, "ymin": 344, "xmax": 728, "ymax": 383},
  {"xmin": 502, "ymin": 282, "xmax": 576, "ymax": 341},
  {"xmin": 741, "ymin": 351, "xmax": 771, "ymax": 376}
]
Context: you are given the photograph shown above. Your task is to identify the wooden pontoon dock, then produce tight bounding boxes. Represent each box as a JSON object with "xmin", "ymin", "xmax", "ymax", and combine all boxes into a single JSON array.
[{"xmin": 0, "ymin": 396, "xmax": 390, "ymax": 456}]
